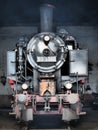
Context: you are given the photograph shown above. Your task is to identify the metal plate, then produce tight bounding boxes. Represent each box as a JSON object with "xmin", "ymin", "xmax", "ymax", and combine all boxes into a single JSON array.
[
  {"xmin": 7, "ymin": 51, "xmax": 16, "ymax": 80},
  {"xmin": 37, "ymin": 56, "xmax": 56, "ymax": 62},
  {"xmin": 69, "ymin": 50, "xmax": 88, "ymax": 76}
]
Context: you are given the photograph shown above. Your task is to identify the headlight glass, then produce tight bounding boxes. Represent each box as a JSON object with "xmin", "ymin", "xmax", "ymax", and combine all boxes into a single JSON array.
[
  {"xmin": 22, "ymin": 83, "xmax": 28, "ymax": 90},
  {"xmin": 44, "ymin": 35, "xmax": 50, "ymax": 42},
  {"xmin": 65, "ymin": 81, "xmax": 72, "ymax": 89}
]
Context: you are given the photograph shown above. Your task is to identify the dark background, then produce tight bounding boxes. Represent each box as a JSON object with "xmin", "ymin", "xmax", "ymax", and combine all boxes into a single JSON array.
[{"xmin": 0, "ymin": 0, "xmax": 98, "ymax": 26}]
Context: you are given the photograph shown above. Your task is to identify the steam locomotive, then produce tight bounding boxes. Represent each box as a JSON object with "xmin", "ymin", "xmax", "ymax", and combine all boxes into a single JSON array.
[{"xmin": 7, "ymin": 4, "xmax": 88, "ymax": 124}]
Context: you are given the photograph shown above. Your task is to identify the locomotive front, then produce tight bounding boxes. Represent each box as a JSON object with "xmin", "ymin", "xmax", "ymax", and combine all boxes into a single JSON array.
[{"xmin": 7, "ymin": 4, "xmax": 88, "ymax": 126}]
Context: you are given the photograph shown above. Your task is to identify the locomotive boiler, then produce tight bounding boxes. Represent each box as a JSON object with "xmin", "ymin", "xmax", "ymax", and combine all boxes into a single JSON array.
[{"xmin": 7, "ymin": 4, "xmax": 88, "ymax": 124}]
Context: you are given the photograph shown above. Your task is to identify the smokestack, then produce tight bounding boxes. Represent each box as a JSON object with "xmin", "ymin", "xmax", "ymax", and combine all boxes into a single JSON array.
[{"xmin": 40, "ymin": 4, "xmax": 54, "ymax": 32}]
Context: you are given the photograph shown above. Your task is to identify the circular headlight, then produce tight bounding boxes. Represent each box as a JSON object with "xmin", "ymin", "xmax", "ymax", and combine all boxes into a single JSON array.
[
  {"xmin": 44, "ymin": 35, "xmax": 50, "ymax": 42},
  {"xmin": 65, "ymin": 82, "xmax": 72, "ymax": 89},
  {"xmin": 22, "ymin": 83, "xmax": 28, "ymax": 90}
]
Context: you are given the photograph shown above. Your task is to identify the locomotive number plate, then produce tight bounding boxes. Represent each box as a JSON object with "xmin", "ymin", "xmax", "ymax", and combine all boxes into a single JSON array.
[{"xmin": 37, "ymin": 56, "xmax": 56, "ymax": 62}]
